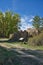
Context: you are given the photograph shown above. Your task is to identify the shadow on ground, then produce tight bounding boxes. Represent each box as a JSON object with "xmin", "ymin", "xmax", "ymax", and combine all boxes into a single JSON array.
[
  {"xmin": 0, "ymin": 46, "xmax": 43, "ymax": 65},
  {"xmin": 0, "ymin": 39, "xmax": 19, "ymax": 44},
  {"xmin": 0, "ymin": 38, "xmax": 20, "ymax": 43}
]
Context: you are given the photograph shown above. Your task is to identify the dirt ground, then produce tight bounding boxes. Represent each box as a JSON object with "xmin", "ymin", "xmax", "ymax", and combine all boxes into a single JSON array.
[{"xmin": 0, "ymin": 42, "xmax": 43, "ymax": 65}]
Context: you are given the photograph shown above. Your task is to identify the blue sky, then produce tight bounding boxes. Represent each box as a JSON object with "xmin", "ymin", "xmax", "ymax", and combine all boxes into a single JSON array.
[{"xmin": 0, "ymin": 0, "xmax": 43, "ymax": 30}]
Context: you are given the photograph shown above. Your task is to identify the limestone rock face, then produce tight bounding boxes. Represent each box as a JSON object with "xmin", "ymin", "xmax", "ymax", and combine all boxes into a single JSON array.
[
  {"xmin": 26, "ymin": 28, "xmax": 39, "ymax": 36},
  {"xmin": 9, "ymin": 34, "xmax": 14, "ymax": 39}
]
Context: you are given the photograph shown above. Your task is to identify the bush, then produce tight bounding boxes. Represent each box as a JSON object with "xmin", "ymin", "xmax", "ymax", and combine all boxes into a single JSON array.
[{"xmin": 28, "ymin": 32, "xmax": 43, "ymax": 46}]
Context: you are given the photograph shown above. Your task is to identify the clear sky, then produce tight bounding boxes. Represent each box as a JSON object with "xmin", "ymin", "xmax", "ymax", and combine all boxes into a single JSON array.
[{"xmin": 0, "ymin": 0, "xmax": 43, "ymax": 30}]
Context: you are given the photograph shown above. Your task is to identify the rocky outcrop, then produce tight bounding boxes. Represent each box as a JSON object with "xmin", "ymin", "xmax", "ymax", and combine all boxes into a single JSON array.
[
  {"xmin": 26, "ymin": 28, "xmax": 39, "ymax": 37},
  {"xmin": 9, "ymin": 31, "xmax": 28, "ymax": 42}
]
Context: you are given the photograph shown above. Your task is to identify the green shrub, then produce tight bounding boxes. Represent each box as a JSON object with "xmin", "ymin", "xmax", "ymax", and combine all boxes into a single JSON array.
[{"xmin": 28, "ymin": 32, "xmax": 43, "ymax": 46}]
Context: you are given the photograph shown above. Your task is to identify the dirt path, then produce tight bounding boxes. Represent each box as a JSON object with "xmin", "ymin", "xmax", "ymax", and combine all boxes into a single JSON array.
[
  {"xmin": 11, "ymin": 48, "xmax": 43, "ymax": 63},
  {"xmin": 0, "ymin": 43, "xmax": 43, "ymax": 65}
]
